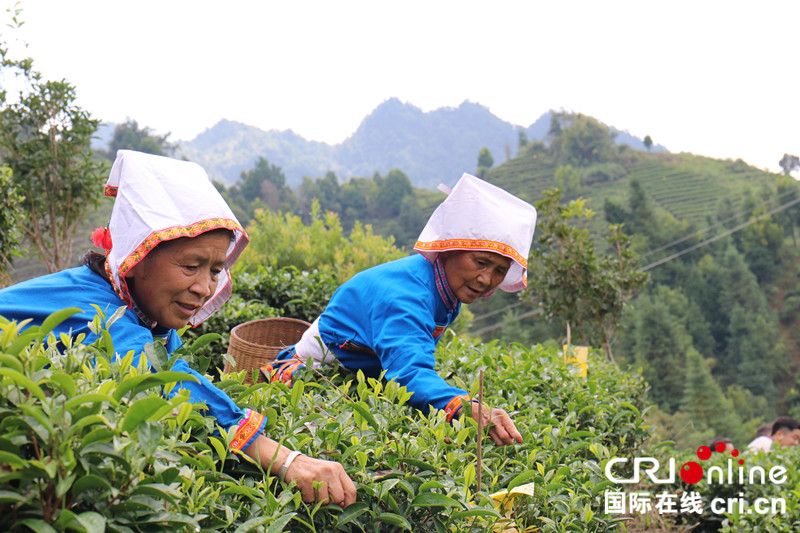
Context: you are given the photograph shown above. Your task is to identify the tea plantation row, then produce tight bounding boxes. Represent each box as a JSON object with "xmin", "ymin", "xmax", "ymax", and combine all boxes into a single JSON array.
[{"xmin": 0, "ymin": 308, "xmax": 657, "ymax": 532}]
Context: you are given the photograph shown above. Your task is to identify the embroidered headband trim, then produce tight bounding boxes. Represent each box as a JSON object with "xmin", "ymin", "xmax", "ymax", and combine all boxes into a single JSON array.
[
  {"xmin": 414, "ymin": 238, "xmax": 528, "ymax": 268},
  {"xmin": 112, "ymin": 218, "xmax": 244, "ymax": 307}
]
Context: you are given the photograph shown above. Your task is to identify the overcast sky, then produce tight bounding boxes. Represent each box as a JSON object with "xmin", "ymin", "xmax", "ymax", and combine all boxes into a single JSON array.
[{"xmin": 6, "ymin": 1, "xmax": 799, "ymax": 173}]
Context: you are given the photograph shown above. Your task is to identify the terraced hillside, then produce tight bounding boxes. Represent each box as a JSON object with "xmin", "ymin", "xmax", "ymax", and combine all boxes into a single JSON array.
[{"xmin": 487, "ymin": 148, "xmax": 782, "ymax": 236}]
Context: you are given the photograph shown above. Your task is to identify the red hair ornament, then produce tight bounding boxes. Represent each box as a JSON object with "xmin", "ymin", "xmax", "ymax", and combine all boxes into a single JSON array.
[{"xmin": 91, "ymin": 227, "xmax": 113, "ymax": 253}]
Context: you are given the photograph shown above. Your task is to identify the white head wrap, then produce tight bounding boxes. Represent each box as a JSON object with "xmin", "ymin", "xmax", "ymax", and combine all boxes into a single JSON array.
[
  {"xmin": 414, "ymin": 173, "xmax": 537, "ymax": 293},
  {"xmin": 103, "ymin": 150, "xmax": 248, "ymax": 326}
]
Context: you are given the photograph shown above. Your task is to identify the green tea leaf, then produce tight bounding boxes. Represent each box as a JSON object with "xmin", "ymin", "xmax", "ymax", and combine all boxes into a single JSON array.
[
  {"xmin": 0, "ymin": 368, "xmax": 46, "ymax": 402},
  {"xmin": 352, "ymin": 401, "xmax": 379, "ymax": 431},
  {"xmin": 374, "ymin": 512, "xmax": 412, "ymax": 530},
  {"xmin": 337, "ymin": 502, "xmax": 370, "ymax": 526},
  {"xmin": 65, "ymin": 393, "xmax": 117, "ymax": 411},
  {"xmin": 121, "ymin": 396, "xmax": 168, "ymax": 433},
  {"xmin": 411, "ymin": 493, "xmax": 463, "ymax": 508}
]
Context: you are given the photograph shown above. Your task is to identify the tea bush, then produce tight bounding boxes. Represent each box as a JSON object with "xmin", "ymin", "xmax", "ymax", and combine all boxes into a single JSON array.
[
  {"xmin": 1, "ymin": 309, "xmax": 652, "ymax": 532},
  {"xmin": 239, "ymin": 201, "xmax": 407, "ymax": 284},
  {"xmin": 184, "ymin": 266, "xmax": 339, "ymax": 372}
]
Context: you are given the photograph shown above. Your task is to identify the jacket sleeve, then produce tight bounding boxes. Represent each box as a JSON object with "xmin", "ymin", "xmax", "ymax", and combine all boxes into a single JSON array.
[
  {"xmin": 113, "ymin": 324, "xmax": 266, "ymax": 452},
  {"xmin": 369, "ymin": 290, "xmax": 468, "ymax": 415}
]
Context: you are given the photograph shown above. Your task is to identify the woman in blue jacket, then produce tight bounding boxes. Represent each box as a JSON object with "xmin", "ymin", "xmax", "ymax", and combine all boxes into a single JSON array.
[
  {"xmin": 264, "ymin": 173, "xmax": 537, "ymax": 447},
  {"xmin": 0, "ymin": 150, "xmax": 355, "ymax": 507}
]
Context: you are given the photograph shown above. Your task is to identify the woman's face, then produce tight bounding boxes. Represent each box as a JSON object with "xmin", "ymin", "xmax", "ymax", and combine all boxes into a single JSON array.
[
  {"xmin": 126, "ymin": 231, "xmax": 230, "ymax": 329},
  {"xmin": 441, "ymin": 250, "xmax": 512, "ymax": 304}
]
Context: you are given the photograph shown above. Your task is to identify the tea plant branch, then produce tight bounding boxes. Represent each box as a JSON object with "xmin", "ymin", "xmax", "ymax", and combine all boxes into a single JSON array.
[
  {"xmin": 309, "ymin": 363, "xmax": 356, "ymax": 405},
  {"xmin": 477, "ymin": 369, "xmax": 484, "ymax": 493}
]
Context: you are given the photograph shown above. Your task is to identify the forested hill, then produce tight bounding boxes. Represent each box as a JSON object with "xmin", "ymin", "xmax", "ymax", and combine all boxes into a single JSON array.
[
  {"xmin": 208, "ymin": 111, "xmax": 799, "ymax": 449},
  {"xmin": 175, "ymin": 98, "xmax": 664, "ymax": 189},
  {"xmin": 468, "ymin": 113, "xmax": 799, "ymax": 449},
  {"xmin": 486, "ymin": 137, "xmax": 779, "ymax": 237}
]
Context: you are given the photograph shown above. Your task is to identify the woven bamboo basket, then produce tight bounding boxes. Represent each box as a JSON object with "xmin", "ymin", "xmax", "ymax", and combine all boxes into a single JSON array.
[{"xmin": 223, "ymin": 317, "xmax": 311, "ymax": 384}]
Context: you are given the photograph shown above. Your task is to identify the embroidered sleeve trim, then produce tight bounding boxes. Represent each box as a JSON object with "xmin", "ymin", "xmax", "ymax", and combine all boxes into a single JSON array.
[
  {"xmin": 229, "ymin": 408, "xmax": 266, "ymax": 451},
  {"xmin": 261, "ymin": 358, "xmax": 304, "ymax": 384},
  {"xmin": 104, "ymin": 185, "xmax": 119, "ymax": 198},
  {"xmin": 415, "ymin": 238, "xmax": 528, "ymax": 268},
  {"xmin": 444, "ymin": 394, "xmax": 472, "ymax": 423}
]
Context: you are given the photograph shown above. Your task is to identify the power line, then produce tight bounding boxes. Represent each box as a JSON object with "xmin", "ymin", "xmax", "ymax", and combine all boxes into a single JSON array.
[
  {"xmin": 640, "ymin": 194, "xmax": 800, "ymax": 271},
  {"xmin": 640, "ymin": 187, "xmax": 799, "ymax": 258},
  {"xmin": 471, "ymin": 192, "xmax": 800, "ymax": 332},
  {"xmin": 470, "ymin": 301, "xmax": 523, "ymax": 322},
  {"xmin": 471, "ymin": 190, "xmax": 800, "ymax": 329},
  {"xmin": 472, "ymin": 308, "xmax": 541, "ymax": 336}
]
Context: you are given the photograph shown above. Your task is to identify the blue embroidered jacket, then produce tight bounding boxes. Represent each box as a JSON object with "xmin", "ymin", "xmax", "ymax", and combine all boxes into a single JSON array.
[
  {"xmin": 0, "ymin": 266, "xmax": 264, "ymax": 449},
  {"xmin": 316, "ymin": 254, "xmax": 468, "ymax": 414}
]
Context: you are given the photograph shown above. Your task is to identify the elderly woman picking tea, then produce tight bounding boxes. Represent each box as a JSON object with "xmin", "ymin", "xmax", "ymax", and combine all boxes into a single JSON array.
[
  {"xmin": 263, "ymin": 174, "xmax": 537, "ymax": 447},
  {"xmin": 0, "ymin": 150, "xmax": 356, "ymax": 508}
]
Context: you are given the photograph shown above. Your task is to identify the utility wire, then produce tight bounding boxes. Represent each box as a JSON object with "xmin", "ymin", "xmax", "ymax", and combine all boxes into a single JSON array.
[
  {"xmin": 640, "ymin": 194, "xmax": 800, "ymax": 271},
  {"xmin": 472, "ymin": 308, "xmax": 541, "ymax": 336},
  {"xmin": 640, "ymin": 187, "xmax": 799, "ymax": 258},
  {"xmin": 472, "ymin": 191, "xmax": 800, "ymax": 331}
]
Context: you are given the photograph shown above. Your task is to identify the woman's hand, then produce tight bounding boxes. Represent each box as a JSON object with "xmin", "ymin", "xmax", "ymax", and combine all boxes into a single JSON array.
[
  {"xmin": 469, "ymin": 402, "xmax": 523, "ymax": 446},
  {"xmin": 244, "ymin": 435, "xmax": 357, "ymax": 507},
  {"xmin": 284, "ymin": 454, "xmax": 357, "ymax": 507}
]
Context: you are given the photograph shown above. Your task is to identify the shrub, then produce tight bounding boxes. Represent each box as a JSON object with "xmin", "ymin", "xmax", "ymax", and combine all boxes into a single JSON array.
[
  {"xmin": 238, "ymin": 201, "xmax": 407, "ymax": 285},
  {"xmin": 184, "ymin": 266, "xmax": 339, "ymax": 373},
  {"xmin": 1, "ymin": 308, "xmax": 652, "ymax": 532}
]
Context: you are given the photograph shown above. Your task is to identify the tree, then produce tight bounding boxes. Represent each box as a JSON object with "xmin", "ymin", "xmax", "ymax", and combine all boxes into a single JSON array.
[
  {"xmin": 476, "ymin": 147, "xmax": 494, "ymax": 178},
  {"xmin": 628, "ymin": 287, "xmax": 695, "ymax": 413},
  {"xmin": 105, "ymin": 118, "xmax": 176, "ymax": 158},
  {"xmin": 518, "ymin": 130, "xmax": 528, "ymax": 151},
  {"xmin": 778, "ymin": 153, "xmax": 799, "ymax": 175},
  {"xmin": 375, "ymin": 169, "xmax": 412, "ymax": 217},
  {"xmin": 679, "ymin": 348, "xmax": 747, "ymax": 446},
  {"xmin": 560, "ymin": 114, "xmax": 615, "ymax": 167},
  {"xmin": 527, "ymin": 188, "xmax": 649, "ymax": 362},
  {"xmin": 643, "ymin": 135, "xmax": 653, "ymax": 151},
  {"xmin": 553, "ymin": 164, "xmax": 582, "ymax": 198},
  {"xmin": 0, "ymin": 164, "xmax": 22, "ymax": 286},
  {"xmin": 0, "ymin": 17, "xmax": 106, "ymax": 273},
  {"xmin": 231, "ymin": 156, "xmax": 295, "ymax": 216}
]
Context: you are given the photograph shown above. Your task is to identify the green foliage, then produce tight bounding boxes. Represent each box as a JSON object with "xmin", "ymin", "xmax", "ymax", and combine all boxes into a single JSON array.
[
  {"xmin": 0, "ymin": 19, "xmax": 106, "ymax": 273},
  {"xmin": 0, "ymin": 164, "xmax": 23, "ymax": 284},
  {"xmin": 103, "ymin": 119, "xmax": 176, "ymax": 159},
  {"xmin": 1, "ymin": 306, "xmax": 652, "ymax": 532},
  {"xmin": 239, "ymin": 200, "xmax": 406, "ymax": 284},
  {"xmin": 553, "ymin": 164, "xmax": 583, "ymax": 199},
  {"xmin": 214, "ymin": 336, "xmax": 653, "ymax": 532},
  {"xmin": 476, "ymin": 147, "xmax": 494, "ymax": 178},
  {"xmin": 185, "ymin": 266, "xmax": 339, "ymax": 372},
  {"xmin": 622, "ymin": 286, "xmax": 695, "ymax": 413},
  {"xmin": 223, "ymin": 156, "xmax": 298, "ymax": 221},
  {"xmin": 528, "ymin": 188, "xmax": 649, "ymax": 362},
  {"xmin": 375, "ymin": 169, "xmax": 414, "ymax": 218},
  {"xmin": 0, "ymin": 308, "xmax": 215, "ymax": 531},
  {"xmin": 679, "ymin": 349, "xmax": 747, "ymax": 446},
  {"xmin": 556, "ymin": 114, "xmax": 616, "ymax": 167}
]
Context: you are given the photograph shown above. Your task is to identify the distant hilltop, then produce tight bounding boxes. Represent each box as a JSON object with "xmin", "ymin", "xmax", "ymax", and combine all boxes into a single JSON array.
[{"xmin": 96, "ymin": 99, "xmax": 665, "ymax": 189}]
